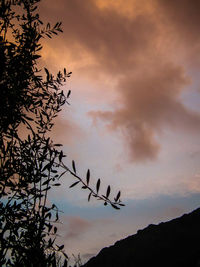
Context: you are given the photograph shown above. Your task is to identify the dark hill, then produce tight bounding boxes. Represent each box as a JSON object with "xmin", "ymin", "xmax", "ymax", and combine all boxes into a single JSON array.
[{"xmin": 83, "ymin": 208, "xmax": 200, "ymax": 267}]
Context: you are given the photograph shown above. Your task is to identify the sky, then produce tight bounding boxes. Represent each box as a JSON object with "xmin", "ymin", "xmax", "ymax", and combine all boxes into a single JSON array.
[{"xmin": 36, "ymin": 0, "xmax": 200, "ymax": 263}]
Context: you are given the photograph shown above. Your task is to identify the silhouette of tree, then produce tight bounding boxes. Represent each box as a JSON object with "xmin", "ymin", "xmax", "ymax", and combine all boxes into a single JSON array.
[{"xmin": 0, "ymin": 0, "xmax": 124, "ymax": 266}]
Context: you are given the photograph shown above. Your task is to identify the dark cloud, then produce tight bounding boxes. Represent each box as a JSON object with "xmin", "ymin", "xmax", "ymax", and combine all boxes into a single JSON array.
[
  {"xmin": 155, "ymin": 0, "xmax": 200, "ymax": 66},
  {"xmin": 40, "ymin": 0, "xmax": 157, "ymax": 73},
  {"xmin": 90, "ymin": 62, "xmax": 200, "ymax": 162},
  {"xmin": 41, "ymin": 0, "xmax": 200, "ymax": 162},
  {"xmin": 64, "ymin": 216, "xmax": 92, "ymax": 239},
  {"xmin": 156, "ymin": 0, "xmax": 200, "ymax": 43}
]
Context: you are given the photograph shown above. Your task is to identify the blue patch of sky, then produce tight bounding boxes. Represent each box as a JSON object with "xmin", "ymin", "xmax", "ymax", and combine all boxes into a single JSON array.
[
  {"xmin": 51, "ymin": 191, "xmax": 200, "ymax": 224},
  {"xmin": 180, "ymin": 70, "xmax": 200, "ymax": 113}
]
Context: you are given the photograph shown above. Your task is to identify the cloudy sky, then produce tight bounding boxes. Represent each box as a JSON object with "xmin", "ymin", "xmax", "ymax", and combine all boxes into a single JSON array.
[{"xmin": 38, "ymin": 0, "xmax": 200, "ymax": 263}]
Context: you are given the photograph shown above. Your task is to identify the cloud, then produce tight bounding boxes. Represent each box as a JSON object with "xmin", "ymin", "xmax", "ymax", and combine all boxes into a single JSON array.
[
  {"xmin": 90, "ymin": 62, "xmax": 200, "ymax": 162},
  {"xmin": 17, "ymin": 115, "xmax": 83, "ymax": 150},
  {"xmin": 156, "ymin": 0, "xmax": 200, "ymax": 43},
  {"xmin": 56, "ymin": 215, "xmax": 114, "ymax": 260},
  {"xmin": 155, "ymin": 0, "xmax": 200, "ymax": 66},
  {"xmin": 63, "ymin": 216, "xmax": 92, "ymax": 240},
  {"xmin": 49, "ymin": 115, "xmax": 84, "ymax": 145},
  {"xmin": 82, "ymin": 252, "xmax": 96, "ymax": 260},
  {"xmin": 40, "ymin": 0, "xmax": 200, "ymax": 162},
  {"xmin": 41, "ymin": 0, "xmax": 157, "ymax": 73}
]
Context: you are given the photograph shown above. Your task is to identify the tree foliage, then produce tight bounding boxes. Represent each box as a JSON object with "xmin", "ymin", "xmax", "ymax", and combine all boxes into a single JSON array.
[{"xmin": 0, "ymin": 0, "xmax": 124, "ymax": 266}]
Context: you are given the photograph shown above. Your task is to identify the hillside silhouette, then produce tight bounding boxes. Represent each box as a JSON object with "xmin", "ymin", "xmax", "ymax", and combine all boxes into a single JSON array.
[{"xmin": 83, "ymin": 208, "xmax": 200, "ymax": 267}]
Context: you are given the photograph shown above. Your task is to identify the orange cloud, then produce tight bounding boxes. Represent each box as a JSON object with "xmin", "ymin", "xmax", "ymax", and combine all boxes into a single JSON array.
[
  {"xmin": 89, "ymin": 62, "xmax": 199, "ymax": 162},
  {"xmin": 17, "ymin": 109, "xmax": 83, "ymax": 146},
  {"xmin": 154, "ymin": 0, "xmax": 200, "ymax": 66},
  {"xmin": 49, "ymin": 115, "xmax": 84, "ymax": 146},
  {"xmin": 156, "ymin": 0, "xmax": 200, "ymax": 44},
  {"xmin": 40, "ymin": 0, "xmax": 200, "ymax": 162}
]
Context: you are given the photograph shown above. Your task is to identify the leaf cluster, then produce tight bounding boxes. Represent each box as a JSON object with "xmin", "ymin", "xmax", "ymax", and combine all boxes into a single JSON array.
[
  {"xmin": 0, "ymin": 0, "xmax": 70, "ymax": 266},
  {"xmin": 67, "ymin": 162, "xmax": 124, "ymax": 210},
  {"xmin": 0, "ymin": 1, "xmax": 125, "ymax": 266}
]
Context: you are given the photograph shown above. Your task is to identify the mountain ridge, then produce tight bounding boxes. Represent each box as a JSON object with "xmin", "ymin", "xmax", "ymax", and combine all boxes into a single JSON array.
[{"xmin": 83, "ymin": 207, "xmax": 200, "ymax": 267}]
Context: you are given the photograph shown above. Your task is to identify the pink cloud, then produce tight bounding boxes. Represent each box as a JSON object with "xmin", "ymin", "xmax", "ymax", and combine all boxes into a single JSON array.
[
  {"xmin": 40, "ymin": 0, "xmax": 200, "ymax": 162},
  {"xmin": 63, "ymin": 216, "xmax": 92, "ymax": 240}
]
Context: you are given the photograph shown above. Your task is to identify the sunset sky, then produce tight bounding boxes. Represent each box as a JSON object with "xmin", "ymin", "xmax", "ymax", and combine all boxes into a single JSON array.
[{"xmin": 37, "ymin": 0, "xmax": 200, "ymax": 263}]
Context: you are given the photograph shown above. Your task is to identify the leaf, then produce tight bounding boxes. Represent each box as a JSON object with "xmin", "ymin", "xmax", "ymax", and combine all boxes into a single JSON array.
[
  {"xmin": 31, "ymin": 6, "xmax": 38, "ymax": 12},
  {"xmin": 42, "ymin": 180, "xmax": 49, "ymax": 186},
  {"xmin": 86, "ymin": 169, "xmax": 90, "ymax": 185},
  {"xmin": 58, "ymin": 244, "xmax": 64, "ymax": 251},
  {"xmin": 53, "ymin": 183, "xmax": 61, "ymax": 186},
  {"xmin": 72, "ymin": 160, "xmax": 76, "ymax": 174},
  {"xmin": 46, "ymin": 33, "xmax": 52, "ymax": 38},
  {"xmin": 63, "ymin": 259, "xmax": 68, "ymax": 267},
  {"xmin": 47, "ymin": 22, "xmax": 51, "ymax": 30},
  {"xmin": 54, "ymin": 143, "xmax": 62, "ymax": 147},
  {"xmin": 48, "ymin": 224, "xmax": 53, "ymax": 233},
  {"xmin": 42, "ymin": 186, "xmax": 51, "ymax": 191},
  {"xmin": 42, "ymin": 163, "xmax": 51, "ymax": 172},
  {"xmin": 106, "ymin": 185, "xmax": 111, "ymax": 198},
  {"xmin": 44, "ymin": 67, "xmax": 50, "ymax": 81},
  {"xmin": 59, "ymin": 150, "xmax": 63, "ymax": 162},
  {"xmin": 115, "ymin": 191, "xmax": 121, "ymax": 202},
  {"xmin": 25, "ymin": 115, "xmax": 34, "ymax": 121},
  {"xmin": 63, "ymin": 252, "xmax": 68, "ymax": 259},
  {"xmin": 69, "ymin": 181, "xmax": 79, "ymax": 188},
  {"xmin": 59, "ymin": 171, "xmax": 67, "ymax": 179},
  {"xmin": 67, "ymin": 90, "xmax": 71, "ymax": 98},
  {"xmin": 46, "ymin": 137, "xmax": 50, "ymax": 145},
  {"xmin": 56, "ymin": 211, "xmax": 59, "ymax": 221},
  {"xmin": 96, "ymin": 179, "xmax": 101, "ymax": 194},
  {"xmin": 32, "ymin": 54, "xmax": 41, "ymax": 60},
  {"xmin": 44, "ymin": 68, "xmax": 49, "ymax": 75},
  {"xmin": 88, "ymin": 192, "xmax": 92, "ymax": 202},
  {"xmin": 45, "ymin": 212, "xmax": 51, "ymax": 219},
  {"xmin": 111, "ymin": 203, "xmax": 120, "ymax": 210},
  {"xmin": 52, "ymin": 204, "xmax": 57, "ymax": 209}
]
